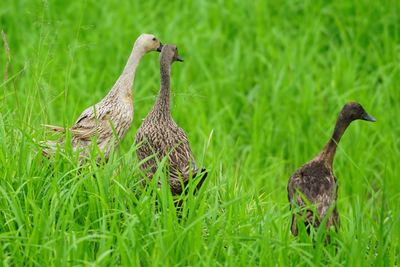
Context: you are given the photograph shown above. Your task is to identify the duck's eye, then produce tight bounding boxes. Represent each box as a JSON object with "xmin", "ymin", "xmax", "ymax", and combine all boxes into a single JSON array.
[{"xmin": 152, "ymin": 37, "xmax": 156, "ymax": 41}]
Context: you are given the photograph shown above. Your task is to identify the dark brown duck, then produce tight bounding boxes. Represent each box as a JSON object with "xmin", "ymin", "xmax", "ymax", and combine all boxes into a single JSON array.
[
  {"xmin": 287, "ymin": 102, "xmax": 375, "ymax": 236},
  {"xmin": 135, "ymin": 44, "xmax": 207, "ymax": 195}
]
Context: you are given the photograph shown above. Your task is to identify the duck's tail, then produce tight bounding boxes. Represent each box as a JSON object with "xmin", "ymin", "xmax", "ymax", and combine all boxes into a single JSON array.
[
  {"xmin": 42, "ymin": 124, "xmax": 66, "ymax": 133},
  {"xmin": 182, "ymin": 167, "xmax": 208, "ymax": 194},
  {"xmin": 174, "ymin": 168, "xmax": 208, "ymax": 211}
]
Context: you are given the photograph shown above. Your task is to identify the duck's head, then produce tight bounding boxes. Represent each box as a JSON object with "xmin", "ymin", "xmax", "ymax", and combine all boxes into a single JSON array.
[
  {"xmin": 160, "ymin": 44, "xmax": 184, "ymax": 64},
  {"xmin": 136, "ymin": 33, "xmax": 163, "ymax": 53},
  {"xmin": 341, "ymin": 102, "xmax": 376, "ymax": 123}
]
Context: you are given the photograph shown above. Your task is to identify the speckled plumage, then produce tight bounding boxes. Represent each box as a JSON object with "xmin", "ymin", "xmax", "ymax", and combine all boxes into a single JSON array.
[
  {"xmin": 287, "ymin": 102, "xmax": 375, "ymax": 236},
  {"xmin": 42, "ymin": 34, "xmax": 162, "ymax": 161},
  {"xmin": 135, "ymin": 45, "xmax": 206, "ymax": 195},
  {"xmin": 287, "ymin": 158, "xmax": 339, "ymax": 236}
]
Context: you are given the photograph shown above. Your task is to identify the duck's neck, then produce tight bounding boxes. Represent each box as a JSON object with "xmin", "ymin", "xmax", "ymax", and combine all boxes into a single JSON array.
[
  {"xmin": 319, "ymin": 114, "xmax": 350, "ymax": 167},
  {"xmin": 154, "ymin": 57, "xmax": 171, "ymax": 115},
  {"xmin": 107, "ymin": 43, "xmax": 145, "ymax": 100}
]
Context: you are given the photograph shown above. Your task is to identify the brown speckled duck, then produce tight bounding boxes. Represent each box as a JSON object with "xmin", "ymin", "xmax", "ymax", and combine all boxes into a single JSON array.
[
  {"xmin": 287, "ymin": 102, "xmax": 375, "ymax": 236},
  {"xmin": 135, "ymin": 44, "xmax": 207, "ymax": 195},
  {"xmin": 42, "ymin": 34, "xmax": 162, "ymax": 161}
]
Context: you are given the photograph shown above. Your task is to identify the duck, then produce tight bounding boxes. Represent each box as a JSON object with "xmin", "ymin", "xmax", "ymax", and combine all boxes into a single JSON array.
[
  {"xmin": 287, "ymin": 102, "xmax": 375, "ymax": 237},
  {"xmin": 135, "ymin": 44, "xmax": 207, "ymax": 195},
  {"xmin": 42, "ymin": 33, "xmax": 163, "ymax": 161}
]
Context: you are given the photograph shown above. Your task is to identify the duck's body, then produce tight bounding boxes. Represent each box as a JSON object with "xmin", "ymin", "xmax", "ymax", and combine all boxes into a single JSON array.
[
  {"xmin": 288, "ymin": 157, "xmax": 339, "ymax": 235},
  {"xmin": 136, "ymin": 107, "xmax": 199, "ymax": 193},
  {"xmin": 67, "ymin": 89, "xmax": 134, "ymax": 159},
  {"xmin": 135, "ymin": 45, "xmax": 206, "ymax": 195},
  {"xmin": 287, "ymin": 102, "xmax": 375, "ymax": 236},
  {"xmin": 42, "ymin": 34, "xmax": 162, "ymax": 160}
]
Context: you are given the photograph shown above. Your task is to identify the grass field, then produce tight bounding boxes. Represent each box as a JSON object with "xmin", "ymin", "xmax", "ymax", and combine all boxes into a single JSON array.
[{"xmin": 1, "ymin": 0, "xmax": 400, "ymax": 266}]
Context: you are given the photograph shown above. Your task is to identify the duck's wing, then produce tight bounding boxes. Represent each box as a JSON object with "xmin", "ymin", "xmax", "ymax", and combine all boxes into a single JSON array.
[
  {"xmin": 169, "ymin": 167, "xmax": 207, "ymax": 196},
  {"xmin": 288, "ymin": 161, "xmax": 336, "ymax": 206},
  {"xmin": 168, "ymin": 127, "xmax": 198, "ymax": 178},
  {"xmin": 135, "ymin": 120, "xmax": 203, "ymax": 195},
  {"xmin": 70, "ymin": 105, "xmax": 111, "ymax": 141},
  {"xmin": 191, "ymin": 167, "xmax": 208, "ymax": 192},
  {"xmin": 135, "ymin": 123, "xmax": 167, "ymax": 177},
  {"xmin": 151, "ymin": 125, "xmax": 201, "ymax": 194}
]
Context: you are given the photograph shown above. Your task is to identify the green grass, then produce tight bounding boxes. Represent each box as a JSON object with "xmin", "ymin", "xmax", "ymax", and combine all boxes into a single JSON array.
[{"xmin": 1, "ymin": 0, "xmax": 400, "ymax": 266}]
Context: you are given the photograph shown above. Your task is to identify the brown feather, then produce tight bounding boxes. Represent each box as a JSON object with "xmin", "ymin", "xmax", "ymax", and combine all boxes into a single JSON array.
[
  {"xmin": 287, "ymin": 102, "xmax": 374, "ymax": 238},
  {"xmin": 135, "ymin": 45, "xmax": 207, "ymax": 195}
]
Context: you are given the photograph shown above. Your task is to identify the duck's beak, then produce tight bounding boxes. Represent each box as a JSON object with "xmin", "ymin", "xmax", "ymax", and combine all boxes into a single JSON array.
[
  {"xmin": 157, "ymin": 43, "xmax": 163, "ymax": 52},
  {"xmin": 362, "ymin": 113, "xmax": 376, "ymax": 122},
  {"xmin": 176, "ymin": 55, "xmax": 184, "ymax": 62}
]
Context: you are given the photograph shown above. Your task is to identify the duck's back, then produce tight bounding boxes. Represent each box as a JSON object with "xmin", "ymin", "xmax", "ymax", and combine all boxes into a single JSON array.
[
  {"xmin": 288, "ymin": 159, "xmax": 337, "ymax": 219},
  {"xmin": 70, "ymin": 96, "xmax": 133, "ymax": 157}
]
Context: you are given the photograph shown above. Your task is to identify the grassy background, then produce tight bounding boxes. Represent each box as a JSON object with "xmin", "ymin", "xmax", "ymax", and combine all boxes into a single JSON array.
[{"xmin": 1, "ymin": 0, "xmax": 400, "ymax": 265}]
